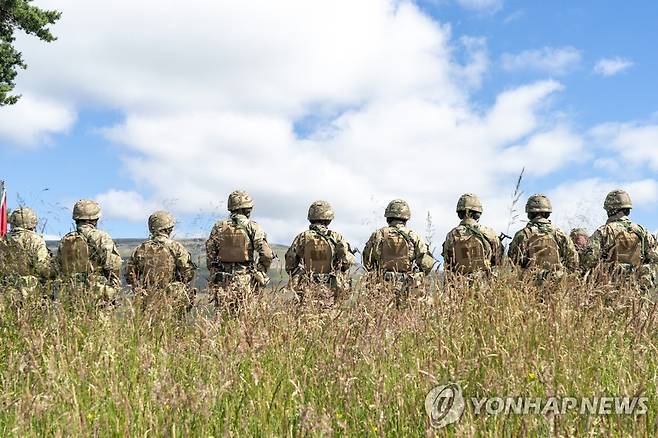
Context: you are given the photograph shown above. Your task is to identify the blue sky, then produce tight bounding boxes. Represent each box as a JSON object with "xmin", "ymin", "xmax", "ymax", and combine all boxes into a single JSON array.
[{"xmin": 1, "ymin": 0, "xmax": 657, "ymax": 247}]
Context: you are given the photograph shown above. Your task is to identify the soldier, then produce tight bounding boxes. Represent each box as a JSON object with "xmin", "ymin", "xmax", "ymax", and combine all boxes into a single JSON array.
[
  {"xmin": 206, "ymin": 190, "xmax": 274, "ymax": 310},
  {"xmin": 583, "ymin": 190, "xmax": 658, "ymax": 290},
  {"xmin": 570, "ymin": 228, "xmax": 591, "ymax": 275},
  {"xmin": 285, "ymin": 201, "xmax": 356, "ymax": 307},
  {"xmin": 56, "ymin": 199, "xmax": 122, "ymax": 304},
  {"xmin": 362, "ymin": 199, "xmax": 435, "ymax": 307},
  {"xmin": 442, "ymin": 194, "xmax": 503, "ymax": 278},
  {"xmin": 125, "ymin": 211, "xmax": 197, "ymax": 312},
  {"xmin": 508, "ymin": 194, "xmax": 578, "ymax": 281},
  {"xmin": 0, "ymin": 207, "xmax": 53, "ymax": 298}
]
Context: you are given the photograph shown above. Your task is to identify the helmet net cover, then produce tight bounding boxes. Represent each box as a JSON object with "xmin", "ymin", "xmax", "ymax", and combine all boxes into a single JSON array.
[
  {"xmin": 456, "ymin": 193, "xmax": 483, "ymax": 213},
  {"xmin": 9, "ymin": 207, "xmax": 38, "ymax": 229},
  {"xmin": 308, "ymin": 201, "xmax": 335, "ymax": 221},
  {"xmin": 227, "ymin": 190, "xmax": 254, "ymax": 212},
  {"xmin": 604, "ymin": 190, "xmax": 633, "ymax": 212},
  {"xmin": 73, "ymin": 199, "xmax": 101, "ymax": 220},
  {"xmin": 385, "ymin": 199, "xmax": 411, "ymax": 220},
  {"xmin": 525, "ymin": 194, "xmax": 553, "ymax": 214},
  {"xmin": 148, "ymin": 211, "xmax": 176, "ymax": 233}
]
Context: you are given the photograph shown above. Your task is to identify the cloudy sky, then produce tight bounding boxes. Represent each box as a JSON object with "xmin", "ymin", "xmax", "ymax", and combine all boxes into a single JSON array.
[{"xmin": 2, "ymin": 0, "xmax": 658, "ymax": 251}]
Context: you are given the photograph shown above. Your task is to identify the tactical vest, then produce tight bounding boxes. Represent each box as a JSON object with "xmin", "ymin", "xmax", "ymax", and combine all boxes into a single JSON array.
[
  {"xmin": 303, "ymin": 231, "xmax": 334, "ymax": 274},
  {"xmin": 216, "ymin": 220, "xmax": 252, "ymax": 263},
  {"xmin": 381, "ymin": 228, "xmax": 412, "ymax": 272},
  {"xmin": 59, "ymin": 232, "xmax": 94, "ymax": 276},
  {"xmin": 525, "ymin": 227, "xmax": 562, "ymax": 270},
  {"xmin": 139, "ymin": 240, "xmax": 176, "ymax": 287},
  {"xmin": 451, "ymin": 226, "xmax": 490, "ymax": 274},
  {"xmin": 609, "ymin": 225, "xmax": 643, "ymax": 267}
]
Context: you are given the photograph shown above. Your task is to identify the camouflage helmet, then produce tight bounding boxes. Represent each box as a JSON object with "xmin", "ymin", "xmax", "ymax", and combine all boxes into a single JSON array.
[
  {"xmin": 227, "ymin": 190, "xmax": 254, "ymax": 212},
  {"xmin": 148, "ymin": 211, "xmax": 175, "ymax": 233},
  {"xmin": 308, "ymin": 200, "xmax": 335, "ymax": 221},
  {"xmin": 73, "ymin": 199, "xmax": 101, "ymax": 220},
  {"xmin": 385, "ymin": 199, "xmax": 411, "ymax": 220},
  {"xmin": 525, "ymin": 194, "xmax": 552, "ymax": 214},
  {"xmin": 603, "ymin": 189, "xmax": 632, "ymax": 212},
  {"xmin": 456, "ymin": 193, "xmax": 483, "ymax": 213},
  {"xmin": 9, "ymin": 207, "xmax": 38, "ymax": 229}
]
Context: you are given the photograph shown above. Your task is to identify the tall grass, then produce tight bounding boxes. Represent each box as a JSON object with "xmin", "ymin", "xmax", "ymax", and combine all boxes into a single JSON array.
[{"xmin": 0, "ymin": 273, "xmax": 656, "ymax": 436}]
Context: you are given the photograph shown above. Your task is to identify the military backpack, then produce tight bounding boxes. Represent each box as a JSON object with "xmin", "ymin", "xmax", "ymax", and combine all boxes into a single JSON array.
[
  {"xmin": 59, "ymin": 232, "xmax": 93, "ymax": 276},
  {"xmin": 303, "ymin": 231, "xmax": 334, "ymax": 274},
  {"xmin": 525, "ymin": 226, "xmax": 562, "ymax": 270},
  {"xmin": 216, "ymin": 220, "xmax": 252, "ymax": 263},
  {"xmin": 381, "ymin": 227, "xmax": 412, "ymax": 272},
  {"xmin": 451, "ymin": 226, "xmax": 490, "ymax": 274},
  {"xmin": 139, "ymin": 240, "xmax": 177, "ymax": 287},
  {"xmin": 609, "ymin": 224, "xmax": 643, "ymax": 268}
]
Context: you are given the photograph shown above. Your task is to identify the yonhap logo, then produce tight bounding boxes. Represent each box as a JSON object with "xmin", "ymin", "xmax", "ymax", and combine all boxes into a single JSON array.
[
  {"xmin": 424, "ymin": 383, "xmax": 648, "ymax": 429},
  {"xmin": 425, "ymin": 383, "xmax": 465, "ymax": 429}
]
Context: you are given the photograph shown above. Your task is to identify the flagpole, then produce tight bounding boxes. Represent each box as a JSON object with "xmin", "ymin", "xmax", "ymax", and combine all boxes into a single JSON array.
[{"xmin": 0, "ymin": 180, "xmax": 7, "ymax": 237}]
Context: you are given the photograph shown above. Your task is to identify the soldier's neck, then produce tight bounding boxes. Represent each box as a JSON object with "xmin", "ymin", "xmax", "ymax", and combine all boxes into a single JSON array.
[
  {"xmin": 606, "ymin": 213, "xmax": 629, "ymax": 223},
  {"xmin": 460, "ymin": 218, "xmax": 478, "ymax": 225}
]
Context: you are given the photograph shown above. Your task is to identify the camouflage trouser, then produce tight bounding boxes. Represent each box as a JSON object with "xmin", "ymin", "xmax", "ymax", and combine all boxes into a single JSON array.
[
  {"xmin": 523, "ymin": 268, "xmax": 566, "ymax": 288},
  {"xmin": 382, "ymin": 271, "xmax": 425, "ymax": 308},
  {"xmin": 57, "ymin": 274, "xmax": 119, "ymax": 306},
  {"xmin": 444, "ymin": 270, "xmax": 491, "ymax": 289},
  {"xmin": 135, "ymin": 281, "xmax": 195, "ymax": 313},
  {"xmin": 290, "ymin": 273, "xmax": 351, "ymax": 308},
  {"xmin": 2, "ymin": 275, "xmax": 41, "ymax": 301},
  {"xmin": 210, "ymin": 270, "xmax": 269, "ymax": 312},
  {"xmin": 602, "ymin": 264, "xmax": 657, "ymax": 294}
]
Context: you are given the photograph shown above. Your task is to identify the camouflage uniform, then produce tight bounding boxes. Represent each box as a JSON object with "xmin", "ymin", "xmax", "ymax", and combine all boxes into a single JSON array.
[
  {"xmin": 509, "ymin": 194, "xmax": 578, "ymax": 281},
  {"xmin": 0, "ymin": 208, "xmax": 53, "ymax": 299},
  {"xmin": 285, "ymin": 201, "xmax": 356, "ymax": 307},
  {"xmin": 442, "ymin": 194, "xmax": 503, "ymax": 278},
  {"xmin": 57, "ymin": 200, "xmax": 122, "ymax": 303},
  {"xmin": 581, "ymin": 190, "xmax": 658, "ymax": 290},
  {"xmin": 125, "ymin": 211, "xmax": 197, "ymax": 311},
  {"xmin": 570, "ymin": 228, "xmax": 591, "ymax": 275},
  {"xmin": 363, "ymin": 199, "xmax": 435, "ymax": 307},
  {"xmin": 206, "ymin": 190, "xmax": 274, "ymax": 310}
]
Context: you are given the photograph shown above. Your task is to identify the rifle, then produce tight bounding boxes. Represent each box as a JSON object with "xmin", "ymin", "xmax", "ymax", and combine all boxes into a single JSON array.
[{"xmin": 499, "ymin": 232, "xmax": 513, "ymax": 242}]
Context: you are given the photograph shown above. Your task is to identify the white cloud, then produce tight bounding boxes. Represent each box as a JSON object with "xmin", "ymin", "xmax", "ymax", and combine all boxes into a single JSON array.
[
  {"xmin": 456, "ymin": 0, "xmax": 504, "ymax": 13},
  {"xmin": 497, "ymin": 127, "xmax": 585, "ymax": 176},
  {"xmin": 591, "ymin": 122, "xmax": 658, "ymax": 171},
  {"xmin": 0, "ymin": 94, "xmax": 75, "ymax": 146},
  {"xmin": 11, "ymin": 0, "xmax": 593, "ymax": 244},
  {"xmin": 501, "ymin": 46, "xmax": 582, "ymax": 75},
  {"xmin": 593, "ymin": 57, "xmax": 633, "ymax": 76},
  {"xmin": 95, "ymin": 190, "xmax": 160, "ymax": 221}
]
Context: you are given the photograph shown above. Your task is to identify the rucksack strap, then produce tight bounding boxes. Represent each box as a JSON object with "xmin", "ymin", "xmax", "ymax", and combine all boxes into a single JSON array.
[
  {"xmin": 391, "ymin": 227, "xmax": 413, "ymax": 248},
  {"xmin": 462, "ymin": 224, "xmax": 491, "ymax": 251}
]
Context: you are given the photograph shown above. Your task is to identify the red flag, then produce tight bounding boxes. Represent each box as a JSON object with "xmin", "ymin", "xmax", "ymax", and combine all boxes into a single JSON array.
[{"xmin": 0, "ymin": 181, "xmax": 7, "ymax": 237}]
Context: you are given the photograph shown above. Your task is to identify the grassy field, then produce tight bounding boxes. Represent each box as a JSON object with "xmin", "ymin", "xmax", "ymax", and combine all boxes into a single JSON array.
[{"xmin": 0, "ymin": 273, "xmax": 656, "ymax": 436}]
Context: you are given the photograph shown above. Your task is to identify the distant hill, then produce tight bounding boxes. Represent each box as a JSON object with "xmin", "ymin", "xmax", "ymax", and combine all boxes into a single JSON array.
[{"xmin": 47, "ymin": 239, "xmax": 290, "ymax": 288}]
